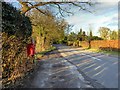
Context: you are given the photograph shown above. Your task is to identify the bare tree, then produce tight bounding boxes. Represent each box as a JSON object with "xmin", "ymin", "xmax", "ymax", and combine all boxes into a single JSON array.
[{"xmin": 17, "ymin": 0, "xmax": 95, "ymax": 16}]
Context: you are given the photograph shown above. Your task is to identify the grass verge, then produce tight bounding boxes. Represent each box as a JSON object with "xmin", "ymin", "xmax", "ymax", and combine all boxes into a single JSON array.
[
  {"xmin": 35, "ymin": 46, "xmax": 57, "ymax": 58},
  {"xmin": 85, "ymin": 48, "xmax": 120, "ymax": 56}
]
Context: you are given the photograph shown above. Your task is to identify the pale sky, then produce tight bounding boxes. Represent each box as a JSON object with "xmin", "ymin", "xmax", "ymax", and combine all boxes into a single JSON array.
[
  {"xmin": 65, "ymin": 1, "xmax": 118, "ymax": 36},
  {"xmin": 4, "ymin": 0, "xmax": 119, "ymax": 36}
]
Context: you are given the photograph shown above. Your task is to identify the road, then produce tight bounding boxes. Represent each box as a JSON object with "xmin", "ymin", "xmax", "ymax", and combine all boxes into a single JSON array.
[{"xmin": 26, "ymin": 44, "xmax": 118, "ymax": 88}]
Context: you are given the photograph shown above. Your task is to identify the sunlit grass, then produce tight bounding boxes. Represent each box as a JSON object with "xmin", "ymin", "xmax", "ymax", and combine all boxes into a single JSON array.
[
  {"xmin": 85, "ymin": 48, "xmax": 120, "ymax": 56},
  {"xmin": 99, "ymin": 50, "xmax": 120, "ymax": 56},
  {"xmin": 35, "ymin": 46, "xmax": 56, "ymax": 58}
]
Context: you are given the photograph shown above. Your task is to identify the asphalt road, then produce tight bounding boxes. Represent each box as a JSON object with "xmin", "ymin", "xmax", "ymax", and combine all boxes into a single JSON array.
[{"xmin": 29, "ymin": 44, "xmax": 118, "ymax": 88}]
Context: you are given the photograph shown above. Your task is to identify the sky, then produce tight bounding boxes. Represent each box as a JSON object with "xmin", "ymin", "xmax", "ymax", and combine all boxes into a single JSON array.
[
  {"xmin": 4, "ymin": 0, "xmax": 119, "ymax": 36},
  {"xmin": 64, "ymin": 1, "xmax": 118, "ymax": 36}
]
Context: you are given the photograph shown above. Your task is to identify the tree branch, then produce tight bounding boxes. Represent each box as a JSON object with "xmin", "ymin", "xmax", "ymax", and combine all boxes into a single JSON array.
[
  {"xmin": 27, "ymin": 2, "xmax": 50, "ymax": 16},
  {"xmin": 17, "ymin": 0, "xmax": 94, "ymax": 15}
]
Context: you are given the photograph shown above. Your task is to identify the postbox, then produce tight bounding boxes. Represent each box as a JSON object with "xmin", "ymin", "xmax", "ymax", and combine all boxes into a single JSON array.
[{"xmin": 27, "ymin": 42, "xmax": 35, "ymax": 57}]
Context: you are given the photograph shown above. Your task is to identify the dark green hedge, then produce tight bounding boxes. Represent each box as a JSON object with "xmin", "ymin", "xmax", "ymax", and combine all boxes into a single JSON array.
[
  {"xmin": 2, "ymin": 2, "xmax": 34, "ymax": 88},
  {"xmin": 2, "ymin": 2, "xmax": 32, "ymax": 38}
]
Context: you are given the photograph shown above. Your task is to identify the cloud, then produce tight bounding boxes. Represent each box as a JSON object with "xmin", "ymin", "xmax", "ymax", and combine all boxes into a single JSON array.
[
  {"xmin": 102, "ymin": 13, "xmax": 118, "ymax": 28},
  {"xmin": 66, "ymin": 2, "xmax": 118, "ymax": 24},
  {"xmin": 66, "ymin": 15, "xmax": 87, "ymax": 25},
  {"xmin": 92, "ymin": 2, "xmax": 118, "ymax": 16},
  {"xmin": 4, "ymin": 0, "xmax": 18, "ymax": 2},
  {"xmin": 66, "ymin": 13, "xmax": 117, "ymax": 27},
  {"xmin": 65, "ymin": 2, "xmax": 118, "ymax": 35},
  {"xmin": 94, "ymin": 0, "xmax": 119, "ymax": 2},
  {"xmin": 108, "ymin": 22, "xmax": 118, "ymax": 26}
]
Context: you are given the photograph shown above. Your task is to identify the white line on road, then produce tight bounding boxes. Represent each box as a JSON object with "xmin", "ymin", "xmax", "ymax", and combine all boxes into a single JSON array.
[
  {"xmin": 92, "ymin": 67, "xmax": 108, "ymax": 77},
  {"xmin": 83, "ymin": 54, "xmax": 102, "ymax": 61},
  {"xmin": 82, "ymin": 63, "xmax": 97, "ymax": 71},
  {"xmin": 91, "ymin": 57, "xmax": 101, "ymax": 61},
  {"xmin": 59, "ymin": 49, "xmax": 102, "ymax": 61}
]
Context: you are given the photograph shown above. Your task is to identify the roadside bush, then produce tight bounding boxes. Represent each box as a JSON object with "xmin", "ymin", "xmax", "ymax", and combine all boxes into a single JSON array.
[
  {"xmin": 79, "ymin": 40, "xmax": 120, "ymax": 51},
  {"xmin": 67, "ymin": 41, "xmax": 73, "ymax": 46},
  {"xmin": 2, "ymin": 2, "xmax": 33, "ymax": 87}
]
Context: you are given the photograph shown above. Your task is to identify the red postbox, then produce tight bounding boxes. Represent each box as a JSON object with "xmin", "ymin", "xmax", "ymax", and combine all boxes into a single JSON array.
[{"xmin": 27, "ymin": 42, "xmax": 35, "ymax": 57}]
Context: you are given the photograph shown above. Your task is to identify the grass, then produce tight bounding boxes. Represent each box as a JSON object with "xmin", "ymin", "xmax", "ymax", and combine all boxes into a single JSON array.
[
  {"xmin": 35, "ymin": 46, "xmax": 56, "ymax": 58},
  {"xmin": 85, "ymin": 48, "xmax": 120, "ymax": 56},
  {"xmin": 99, "ymin": 50, "xmax": 120, "ymax": 56}
]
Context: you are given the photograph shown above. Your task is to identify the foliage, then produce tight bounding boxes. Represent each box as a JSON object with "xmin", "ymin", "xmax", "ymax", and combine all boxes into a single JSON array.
[
  {"xmin": 91, "ymin": 36, "xmax": 103, "ymax": 40},
  {"xmin": 118, "ymin": 29, "xmax": 120, "ymax": 39},
  {"xmin": 110, "ymin": 30, "xmax": 118, "ymax": 40},
  {"xmin": 67, "ymin": 27, "xmax": 119, "ymax": 49},
  {"xmin": 64, "ymin": 24, "xmax": 73, "ymax": 36},
  {"xmin": 87, "ymin": 27, "xmax": 93, "ymax": 48},
  {"xmin": 2, "ymin": 2, "xmax": 33, "ymax": 88},
  {"xmin": 2, "ymin": 2, "xmax": 32, "ymax": 38},
  {"xmin": 82, "ymin": 40, "xmax": 120, "ymax": 51},
  {"xmin": 67, "ymin": 40, "xmax": 120, "ymax": 52},
  {"xmin": 67, "ymin": 32, "xmax": 77, "ymax": 41},
  {"xmin": 89, "ymin": 30, "xmax": 93, "ymax": 40},
  {"xmin": 82, "ymin": 31, "xmax": 87, "ymax": 41},
  {"xmin": 98, "ymin": 27, "xmax": 118, "ymax": 40},
  {"xmin": 98, "ymin": 27, "xmax": 110, "ymax": 40},
  {"xmin": 77, "ymin": 28, "xmax": 83, "ymax": 41},
  {"xmin": 28, "ymin": 9, "xmax": 67, "ymax": 52}
]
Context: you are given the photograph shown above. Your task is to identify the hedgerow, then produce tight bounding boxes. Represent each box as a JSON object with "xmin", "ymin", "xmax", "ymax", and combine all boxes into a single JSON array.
[{"xmin": 2, "ymin": 2, "xmax": 34, "ymax": 87}]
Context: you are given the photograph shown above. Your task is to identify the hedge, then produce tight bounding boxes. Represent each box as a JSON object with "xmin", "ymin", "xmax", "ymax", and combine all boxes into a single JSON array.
[
  {"xmin": 67, "ymin": 40, "xmax": 120, "ymax": 51},
  {"xmin": 2, "ymin": 2, "xmax": 34, "ymax": 88}
]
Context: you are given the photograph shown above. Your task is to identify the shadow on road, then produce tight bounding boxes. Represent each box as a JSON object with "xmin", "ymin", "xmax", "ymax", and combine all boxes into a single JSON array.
[{"xmin": 17, "ymin": 44, "xmax": 118, "ymax": 88}]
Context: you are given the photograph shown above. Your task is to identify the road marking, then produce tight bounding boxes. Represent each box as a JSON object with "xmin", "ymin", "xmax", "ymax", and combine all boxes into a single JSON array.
[
  {"xmin": 76, "ymin": 61, "xmax": 91, "ymax": 67},
  {"xmin": 92, "ymin": 67, "xmax": 108, "ymax": 77},
  {"xmin": 94, "ymin": 63, "xmax": 107, "ymax": 70},
  {"xmin": 86, "ymin": 55, "xmax": 102, "ymax": 61},
  {"xmin": 94, "ymin": 66, "xmax": 101, "ymax": 70},
  {"xmin": 59, "ymin": 49, "xmax": 102, "ymax": 62},
  {"xmin": 82, "ymin": 63, "xmax": 96, "ymax": 71},
  {"xmin": 91, "ymin": 57, "xmax": 101, "ymax": 61},
  {"xmin": 74, "ymin": 51, "xmax": 102, "ymax": 61}
]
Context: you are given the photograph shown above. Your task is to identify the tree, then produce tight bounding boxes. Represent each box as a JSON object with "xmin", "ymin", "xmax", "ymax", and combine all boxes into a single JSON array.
[
  {"xmin": 87, "ymin": 29, "xmax": 93, "ymax": 48},
  {"xmin": 53, "ymin": 19, "xmax": 68, "ymax": 44},
  {"xmin": 77, "ymin": 28, "xmax": 83, "ymax": 41},
  {"xmin": 79, "ymin": 28, "xmax": 83, "ymax": 35},
  {"xmin": 67, "ymin": 32, "xmax": 77, "ymax": 41},
  {"xmin": 64, "ymin": 24, "xmax": 73, "ymax": 36},
  {"xmin": 87, "ymin": 24, "xmax": 93, "ymax": 48},
  {"xmin": 91, "ymin": 36, "xmax": 103, "ymax": 40},
  {"xmin": 82, "ymin": 31, "xmax": 86, "ymax": 41},
  {"xmin": 77, "ymin": 29, "xmax": 88, "ymax": 41},
  {"xmin": 118, "ymin": 29, "xmax": 120, "ymax": 40},
  {"xmin": 90, "ymin": 29, "xmax": 93, "ymax": 38},
  {"xmin": 17, "ymin": 0, "xmax": 94, "ymax": 16},
  {"xmin": 110, "ymin": 30, "xmax": 118, "ymax": 40},
  {"xmin": 29, "ymin": 9, "xmax": 67, "ymax": 52},
  {"xmin": 98, "ymin": 27, "xmax": 110, "ymax": 40}
]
